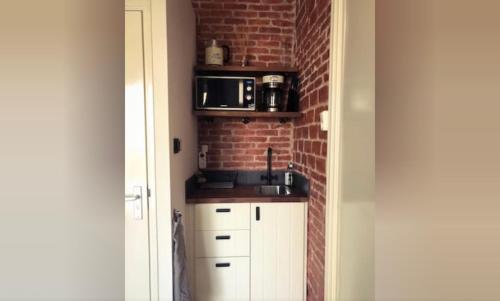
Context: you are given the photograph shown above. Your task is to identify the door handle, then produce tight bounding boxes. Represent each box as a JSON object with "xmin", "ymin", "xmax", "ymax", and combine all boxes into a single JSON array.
[
  {"xmin": 125, "ymin": 186, "xmax": 143, "ymax": 220},
  {"xmin": 125, "ymin": 194, "xmax": 140, "ymax": 202}
]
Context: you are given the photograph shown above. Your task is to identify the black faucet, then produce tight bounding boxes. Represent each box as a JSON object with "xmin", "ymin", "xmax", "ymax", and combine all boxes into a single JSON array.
[{"xmin": 261, "ymin": 147, "xmax": 278, "ymax": 185}]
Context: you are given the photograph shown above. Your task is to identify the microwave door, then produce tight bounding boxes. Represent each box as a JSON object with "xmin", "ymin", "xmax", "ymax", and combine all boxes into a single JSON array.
[{"xmin": 196, "ymin": 77, "xmax": 253, "ymax": 110}]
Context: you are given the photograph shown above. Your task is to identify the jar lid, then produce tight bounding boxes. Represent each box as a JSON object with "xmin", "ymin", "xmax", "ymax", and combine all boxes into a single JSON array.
[{"xmin": 263, "ymin": 75, "xmax": 284, "ymax": 84}]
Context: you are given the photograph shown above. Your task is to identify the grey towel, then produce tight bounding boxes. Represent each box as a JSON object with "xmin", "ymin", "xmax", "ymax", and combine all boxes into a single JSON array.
[{"xmin": 173, "ymin": 210, "xmax": 192, "ymax": 301}]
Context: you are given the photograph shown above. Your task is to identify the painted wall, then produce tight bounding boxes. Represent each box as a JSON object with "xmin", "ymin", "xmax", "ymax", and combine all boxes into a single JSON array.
[
  {"xmin": 294, "ymin": 0, "xmax": 331, "ymax": 300},
  {"xmin": 0, "ymin": 1, "xmax": 124, "ymax": 299},
  {"xmin": 377, "ymin": 0, "xmax": 500, "ymax": 299},
  {"xmin": 167, "ymin": 0, "xmax": 198, "ymax": 214}
]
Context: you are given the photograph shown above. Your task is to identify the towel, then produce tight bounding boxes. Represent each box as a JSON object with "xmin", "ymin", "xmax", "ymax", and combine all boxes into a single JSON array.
[{"xmin": 173, "ymin": 209, "xmax": 192, "ymax": 301}]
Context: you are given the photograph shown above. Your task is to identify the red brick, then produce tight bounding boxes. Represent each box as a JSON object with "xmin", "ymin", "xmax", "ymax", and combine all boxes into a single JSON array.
[
  {"xmin": 248, "ymin": 19, "xmax": 271, "ymax": 26},
  {"xmin": 312, "ymin": 141, "xmax": 322, "ymax": 155},
  {"xmin": 224, "ymin": 18, "xmax": 247, "ymax": 25},
  {"xmin": 259, "ymin": 27, "xmax": 281, "ymax": 34},
  {"xmin": 249, "ymin": 4, "xmax": 270, "ymax": 10},
  {"xmin": 258, "ymin": 11, "xmax": 281, "ymax": 18},
  {"xmin": 248, "ymin": 123, "xmax": 269, "ymax": 129},
  {"xmin": 269, "ymin": 136, "xmax": 289, "ymax": 142},
  {"xmin": 223, "ymin": 3, "xmax": 247, "ymax": 9},
  {"xmin": 222, "ymin": 136, "xmax": 246, "ymax": 142},
  {"xmin": 234, "ymin": 142, "xmax": 255, "ymax": 149},
  {"xmin": 271, "ymin": 4, "xmax": 293, "ymax": 11},
  {"xmin": 246, "ymin": 136, "xmax": 268, "ymax": 142},
  {"xmin": 223, "ymin": 162, "xmax": 246, "ymax": 168},
  {"xmin": 255, "ymin": 129, "xmax": 278, "ymax": 136},
  {"xmin": 318, "ymin": 85, "xmax": 329, "ymax": 102},
  {"xmin": 233, "ymin": 11, "xmax": 258, "ymax": 17},
  {"xmin": 212, "ymin": 143, "xmax": 232, "ymax": 149},
  {"xmin": 245, "ymin": 149, "xmax": 267, "ymax": 155},
  {"xmin": 232, "ymin": 155, "xmax": 254, "ymax": 161}
]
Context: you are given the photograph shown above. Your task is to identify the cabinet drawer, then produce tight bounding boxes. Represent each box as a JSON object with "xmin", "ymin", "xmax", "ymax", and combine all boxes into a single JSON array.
[
  {"xmin": 195, "ymin": 230, "xmax": 250, "ymax": 258},
  {"xmin": 194, "ymin": 203, "xmax": 250, "ymax": 230},
  {"xmin": 195, "ymin": 257, "xmax": 249, "ymax": 301}
]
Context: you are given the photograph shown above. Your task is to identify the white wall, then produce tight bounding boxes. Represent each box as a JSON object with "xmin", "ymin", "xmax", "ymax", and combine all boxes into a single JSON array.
[
  {"xmin": 336, "ymin": 0, "xmax": 375, "ymax": 299},
  {"xmin": 167, "ymin": 0, "xmax": 198, "ymax": 214},
  {"xmin": 377, "ymin": 0, "xmax": 500, "ymax": 299},
  {"xmin": 0, "ymin": 1, "xmax": 124, "ymax": 299},
  {"xmin": 165, "ymin": 0, "xmax": 198, "ymax": 294}
]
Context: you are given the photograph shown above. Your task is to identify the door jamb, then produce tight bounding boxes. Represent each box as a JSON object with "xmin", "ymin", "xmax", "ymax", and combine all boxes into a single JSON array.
[{"xmin": 324, "ymin": 0, "xmax": 347, "ymax": 299}]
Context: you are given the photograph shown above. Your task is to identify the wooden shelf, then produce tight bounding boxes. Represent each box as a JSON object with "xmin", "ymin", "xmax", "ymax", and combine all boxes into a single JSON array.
[
  {"xmin": 195, "ymin": 65, "xmax": 298, "ymax": 74},
  {"xmin": 194, "ymin": 110, "xmax": 301, "ymax": 118},
  {"xmin": 194, "ymin": 110, "xmax": 301, "ymax": 123}
]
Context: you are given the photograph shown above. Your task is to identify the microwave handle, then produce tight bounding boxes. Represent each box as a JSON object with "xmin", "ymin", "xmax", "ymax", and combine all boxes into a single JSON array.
[
  {"xmin": 239, "ymin": 80, "xmax": 244, "ymax": 107},
  {"xmin": 202, "ymin": 91, "xmax": 208, "ymax": 106}
]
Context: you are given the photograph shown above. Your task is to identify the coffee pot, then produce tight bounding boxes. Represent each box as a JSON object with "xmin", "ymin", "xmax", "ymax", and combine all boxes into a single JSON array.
[{"xmin": 263, "ymin": 75, "xmax": 285, "ymax": 112}]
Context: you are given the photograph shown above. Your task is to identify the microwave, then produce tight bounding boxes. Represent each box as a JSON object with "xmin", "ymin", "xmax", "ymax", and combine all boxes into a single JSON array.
[{"xmin": 195, "ymin": 76, "xmax": 256, "ymax": 111}]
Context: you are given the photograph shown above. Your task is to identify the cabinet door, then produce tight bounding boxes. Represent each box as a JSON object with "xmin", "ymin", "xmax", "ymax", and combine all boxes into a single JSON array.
[
  {"xmin": 195, "ymin": 257, "xmax": 250, "ymax": 301},
  {"xmin": 250, "ymin": 203, "xmax": 307, "ymax": 301}
]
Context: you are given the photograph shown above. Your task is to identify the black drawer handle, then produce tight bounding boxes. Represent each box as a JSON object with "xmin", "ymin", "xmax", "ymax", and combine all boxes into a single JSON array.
[
  {"xmin": 215, "ymin": 235, "xmax": 231, "ymax": 240},
  {"xmin": 215, "ymin": 263, "xmax": 231, "ymax": 268},
  {"xmin": 216, "ymin": 208, "xmax": 231, "ymax": 213},
  {"xmin": 256, "ymin": 206, "xmax": 260, "ymax": 221}
]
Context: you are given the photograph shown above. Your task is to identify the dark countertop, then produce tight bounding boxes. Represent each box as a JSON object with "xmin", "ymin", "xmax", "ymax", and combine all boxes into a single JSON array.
[
  {"xmin": 185, "ymin": 170, "xmax": 310, "ymax": 204},
  {"xmin": 186, "ymin": 184, "xmax": 308, "ymax": 203}
]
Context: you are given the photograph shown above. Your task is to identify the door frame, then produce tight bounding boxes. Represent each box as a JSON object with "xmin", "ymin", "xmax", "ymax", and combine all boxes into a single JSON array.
[
  {"xmin": 324, "ymin": 0, "xmax": 347, "ymax": 299},
  {"xmin": 126, "ymin": 0, "xmax": 173, "ymax": 299}
]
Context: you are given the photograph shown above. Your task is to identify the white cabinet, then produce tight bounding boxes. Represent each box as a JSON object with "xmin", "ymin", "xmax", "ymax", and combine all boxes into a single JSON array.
[
  {"xmin": 192, "ymin": 202, "xmax": 307, "ymax": 301},
  {"xmin": 194, "ymin": 203, "xmax": 250, "ymax": 231},
  {"xmin": 195, "ymin": 257, "xmax": 250, "ymax": 301},
  {"xmin": 195, "ymin": 230, "xmax": 250, "ymax": 258},
  {"xmin": 250, "ymin": 203, "xmax": 307, "ymax": 301}
]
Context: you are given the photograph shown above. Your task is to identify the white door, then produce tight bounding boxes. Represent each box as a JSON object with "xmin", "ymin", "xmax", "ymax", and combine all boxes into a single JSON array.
[
  {"xmin": 250, "ymin": 203, "xmax": 307, "ymax": 301},
  {"xmin": 125, "ymin": 10, "xmax": 151, "ymax": 301}
]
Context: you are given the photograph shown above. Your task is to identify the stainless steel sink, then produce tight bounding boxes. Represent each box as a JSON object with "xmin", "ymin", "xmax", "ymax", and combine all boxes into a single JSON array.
[{"xmin": 256, "ymin": 185, "xmax": 292, "ymax": 196}]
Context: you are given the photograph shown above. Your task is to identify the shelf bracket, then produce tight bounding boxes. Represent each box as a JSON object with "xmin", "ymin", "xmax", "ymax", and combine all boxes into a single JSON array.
[
  {"xmin": 241, "ymin": 117, "xmax": 250, "ymax": 124},
  {"xmin": 202, "ymin": 117, "xmax": 215, "ymax": 123},
  {"xmin": 279, "ymin": 117, "xmax": 291, "ymax": 124}
]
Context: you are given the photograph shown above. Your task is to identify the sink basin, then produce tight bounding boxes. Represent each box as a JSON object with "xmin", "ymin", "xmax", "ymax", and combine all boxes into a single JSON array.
[{"xmin": 256, "ymin": 185, "xmax": 292, "ymax": 196}]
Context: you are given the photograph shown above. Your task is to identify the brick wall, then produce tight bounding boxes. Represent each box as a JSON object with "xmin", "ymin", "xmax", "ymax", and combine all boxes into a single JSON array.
[
  {"xmin": 191, "ymin": 0, "xmax": 295, "ymax": 67},
  {"xmin": 294, "ymin": 0, "xmax": 331, "ymax": 300},
  {"xmin": 192, "ymin": 0, "xmax": 296, "ymax": 170},
  {"xmin": 199, "ymin": 118, "xmax": 293, "ymax": 170}
]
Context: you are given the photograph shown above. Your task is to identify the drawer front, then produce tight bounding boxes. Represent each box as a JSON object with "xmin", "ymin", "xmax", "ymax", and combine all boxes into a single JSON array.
[
  {"xmin": 195, "ymin": 257, "xmax": 250, "ymax": 301},
  {"xmin": 195, "ymin": 230, "xmax": 250, "ymax": 258},
  {"xmin": 195, "ymin": 203, "xmax": 250, "ymax": 230}
]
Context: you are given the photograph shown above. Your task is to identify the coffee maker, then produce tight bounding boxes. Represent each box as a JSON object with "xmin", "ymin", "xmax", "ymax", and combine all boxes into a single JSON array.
[{"xmin": 262, "ymin": 75, "xmax": 284, "ymax": 112}]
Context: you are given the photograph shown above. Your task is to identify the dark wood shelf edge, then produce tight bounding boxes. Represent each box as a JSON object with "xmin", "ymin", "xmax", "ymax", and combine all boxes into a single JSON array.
[
  {"xmin": 195, "ymin": 65, "xmax": 298, "ymax": 74},
  {"xmin": 193, "ymin": 111, "xmax": 302, "ymax": 118}
]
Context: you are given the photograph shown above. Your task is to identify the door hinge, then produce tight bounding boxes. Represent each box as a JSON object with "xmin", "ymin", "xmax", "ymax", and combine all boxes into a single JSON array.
[{"xmin": 147, "ymin": 188, "xmax": 151, "ymax": 198}]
